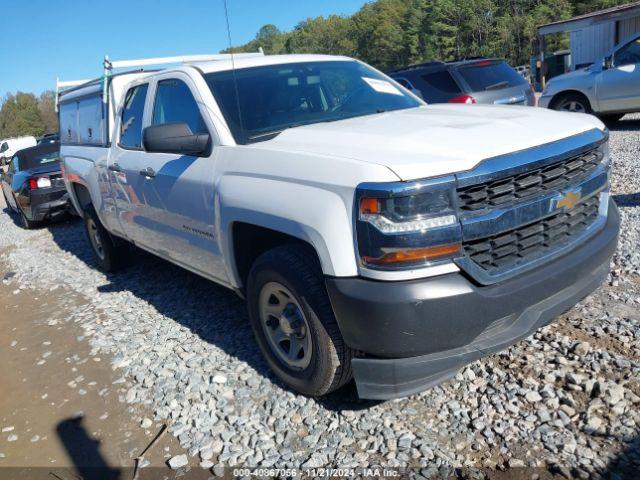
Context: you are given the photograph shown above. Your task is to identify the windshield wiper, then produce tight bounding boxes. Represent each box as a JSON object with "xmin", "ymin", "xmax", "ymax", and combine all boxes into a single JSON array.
[
  {"xmin": 246, "ymin": 124, "xmax": 304, "ymax": 143},
  {"xmin": 484, "ymin": 80, "xmax": 509, "ymax": 91}
]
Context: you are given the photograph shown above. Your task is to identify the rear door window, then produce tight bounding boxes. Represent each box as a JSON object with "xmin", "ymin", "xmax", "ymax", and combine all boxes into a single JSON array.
[
  {"xmin": 120, "ymin": 84, "xmax": 149, "ymax": 149},
  {"xmin": 456, "ymin": 61, "xmax": 526, "ymax": 92},
  {"xmin": 418, "ymin": 70, "xmax": 462, "ymax": 102},
  {"xmin": 152, "ymin": 79, "xmax": 207, "ymax": 135}
]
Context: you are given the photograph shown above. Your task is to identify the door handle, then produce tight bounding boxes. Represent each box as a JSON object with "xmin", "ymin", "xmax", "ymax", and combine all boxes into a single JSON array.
[
  {"xmin": 139, "ymin": 167, "xmax": 156, "ymax": 178},
  {"xmin": 108, "ymin": 163, "xmax": 122, "ymax": 172}
]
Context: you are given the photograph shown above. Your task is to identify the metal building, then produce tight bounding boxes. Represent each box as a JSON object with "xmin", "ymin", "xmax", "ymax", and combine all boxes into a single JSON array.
[{"xmin": 538, "ymin": 2, "xmax": 640, "ymax": 84}]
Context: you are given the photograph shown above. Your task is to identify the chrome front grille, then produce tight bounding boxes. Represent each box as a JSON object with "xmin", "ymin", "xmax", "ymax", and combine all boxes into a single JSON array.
[
  {"xmin": 457, "ymin": 148, "xmax": 602, "ymax": 212},
  {"xmin": 454, "ymin": 128, "xmax": 609, "ymax": 284},
  {"xmin": 462, "ymin": 195, "xmax": 600, "ymax": 272}
]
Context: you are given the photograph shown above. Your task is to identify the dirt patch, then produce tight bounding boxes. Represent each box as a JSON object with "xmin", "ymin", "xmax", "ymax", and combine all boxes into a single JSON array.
[{"xmin": 0, "ymin": 263, "xmax": 187, "ymax": 477}]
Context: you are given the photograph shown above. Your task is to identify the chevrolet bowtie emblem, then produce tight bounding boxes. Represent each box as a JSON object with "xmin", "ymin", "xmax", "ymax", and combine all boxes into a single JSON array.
[{"xmin": 557, "ymin": 191, "xmax": 581, "ymax": 210}]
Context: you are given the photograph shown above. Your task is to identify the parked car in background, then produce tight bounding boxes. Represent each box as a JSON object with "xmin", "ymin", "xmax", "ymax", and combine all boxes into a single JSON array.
[
  {"xmin": 38, "ymin": 133, "xmax": 60, "ymax": 145},
  {"xmin": 389, "ymin": 59, "xmax": 536, "ymax": 106},
  {"xmin": 539, "ymin": 34, "xmax": 640, "ymax": 122},
  {"xmin": 58, "ymin": 53, "xmax": 618, "ymax": 400},
  {"xmin": 0, "ymin": 136, "xmax": 37, "ymax": 166},
  {"xmin": 0, "ymin": 141, "xmax": 70, "ymax": 229},
  {"xmin": 514, "ymin": 65, "xmax": 531, "ymax": 82}
]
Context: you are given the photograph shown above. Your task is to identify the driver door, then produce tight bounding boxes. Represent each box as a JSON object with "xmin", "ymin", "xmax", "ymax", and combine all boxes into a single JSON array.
[
  {"xmin": 120, "ymin": 73, "xmax": 227, "ymax": 283},
  {"xmin": 597, "ymin": 36, "xmax": 640, "ymax": 112}
]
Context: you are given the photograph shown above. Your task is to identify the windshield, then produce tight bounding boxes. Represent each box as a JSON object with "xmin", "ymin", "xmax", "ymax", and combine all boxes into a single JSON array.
[
  {"xmin": 204, "ymin": 60, "xmax": 421, "ymax": 144},
  {"xmin": 456, "ymin": 61, "xmax": 526, "ymax": 92}
]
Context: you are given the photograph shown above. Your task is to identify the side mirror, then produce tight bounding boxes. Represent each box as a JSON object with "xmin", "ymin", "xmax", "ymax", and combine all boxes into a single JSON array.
[
  {"xmin": 604, "ymin": 56, "xmax": 613, "ymax": 70},
  {"xmin": 143, "ymin": 122, "xmax": 210, "ymax": 156}
]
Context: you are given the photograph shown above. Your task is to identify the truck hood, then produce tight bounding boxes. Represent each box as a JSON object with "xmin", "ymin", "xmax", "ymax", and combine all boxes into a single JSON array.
[{"xmin": 258, "ymin": 105, "xmax": 604, "ymax": 181}]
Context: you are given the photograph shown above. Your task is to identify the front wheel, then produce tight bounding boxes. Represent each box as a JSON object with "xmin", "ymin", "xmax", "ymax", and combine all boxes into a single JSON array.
[
  {"xmin": 84, "ymin": 205, "xmax": 130, "ymax": 272},
  {"xmin": 247, "ymin": 245, "xmax": 354, "ymax": 396},
  {"xmin": 552, "ymin": 93, "xmax": 591, "ymax": 114}
]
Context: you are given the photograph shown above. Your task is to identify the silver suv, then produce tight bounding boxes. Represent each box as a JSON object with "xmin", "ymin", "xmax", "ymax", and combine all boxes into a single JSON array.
[{"xmin": 539, "ymin": 34, "xmax": 640, "ymax": 122}]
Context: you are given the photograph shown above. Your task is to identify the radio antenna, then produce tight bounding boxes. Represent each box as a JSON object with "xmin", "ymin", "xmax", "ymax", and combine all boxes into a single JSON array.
[{"xmin": 223, "ymin": 0, "xmax": 245, "ymax": 140}]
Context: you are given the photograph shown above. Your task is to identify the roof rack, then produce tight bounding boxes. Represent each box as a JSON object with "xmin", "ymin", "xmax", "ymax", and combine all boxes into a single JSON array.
[
  {"xmin": 387, "ymin": 60, "xmax": 445, "ymax": 73},
  {"xmin": 56, "ymin": 50, "xmax": 264, "ymax": 109}
]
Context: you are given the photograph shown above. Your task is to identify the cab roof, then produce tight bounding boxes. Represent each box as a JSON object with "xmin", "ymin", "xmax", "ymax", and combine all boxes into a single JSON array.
[{"xmin": 194, "ymin": 54, "xmax": 354, "ymax": 74}]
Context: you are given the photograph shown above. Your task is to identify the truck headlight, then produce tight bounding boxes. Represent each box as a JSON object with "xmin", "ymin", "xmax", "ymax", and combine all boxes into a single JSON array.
[{"xmin": 355, "ymin": 177, "xmax": 462, "ymax": 270}]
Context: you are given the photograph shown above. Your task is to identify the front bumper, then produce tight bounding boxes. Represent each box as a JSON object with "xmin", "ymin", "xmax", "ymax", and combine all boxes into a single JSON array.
[
  {"xmin": 326, "ymin": 199, "xmax": 619, "ymax": 400},
  {"xmin": 538, "ymin": 94, "xmax": 553, "ymax": 109}
]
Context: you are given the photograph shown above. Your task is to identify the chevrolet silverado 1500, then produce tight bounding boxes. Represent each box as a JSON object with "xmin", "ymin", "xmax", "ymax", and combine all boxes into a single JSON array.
[{"xmin": 58, "ymin": 53, "xmax": 619, "ymax": 399}]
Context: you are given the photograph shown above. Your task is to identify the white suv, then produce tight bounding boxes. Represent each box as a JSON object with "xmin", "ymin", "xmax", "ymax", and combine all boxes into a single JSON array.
[{"xmin": 59, "ymin": 53, "xmax": 619, "ymax": 399}]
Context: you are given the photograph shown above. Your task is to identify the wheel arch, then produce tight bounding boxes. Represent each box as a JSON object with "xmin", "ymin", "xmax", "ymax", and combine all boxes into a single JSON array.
[
  {"xmin": 217, "ymin": 175, "xmax": 359, "ymax": 289},
  {"xmin": 230, "ymin": 222, "xmax": 322, "ymax": 293},
  {"xmin": 69, "ymin": 181, "xmax": 92, "ymax": 218},
  {"xmin": 549, "ymin": 89, "xmax": 593, "ymax": 112}
]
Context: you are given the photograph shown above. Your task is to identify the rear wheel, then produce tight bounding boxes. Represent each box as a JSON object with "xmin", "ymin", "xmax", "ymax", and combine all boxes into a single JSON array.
[
  {"xmin": 19, "ymin": 208, "xmax": 38, "ymax": 229},
  {"xmin": 552, "ymin": 93, "xmax": 591, "ymax": 114},
  {"xmin": 247, "ymin": 245, "xmax": 354, "ymax": 396},
  {"xmin": 84, "ymin": 205, "xmax": 130, "ymax": 272}
]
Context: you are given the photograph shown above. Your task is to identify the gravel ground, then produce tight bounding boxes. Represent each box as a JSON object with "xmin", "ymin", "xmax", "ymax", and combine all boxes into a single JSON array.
[{"xmin": 1, "ymin": 115, "xmax": 639, "ymax": 479}]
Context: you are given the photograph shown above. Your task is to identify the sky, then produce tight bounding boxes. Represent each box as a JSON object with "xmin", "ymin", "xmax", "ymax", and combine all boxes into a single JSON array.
[{"xmin": 0, "ymin": 0, "xmax": 368, "ymax": 97}]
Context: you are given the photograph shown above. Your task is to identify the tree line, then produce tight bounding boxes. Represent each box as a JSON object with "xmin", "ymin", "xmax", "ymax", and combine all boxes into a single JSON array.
[
  {"xmin": 0, "ymin": 0, "xmax": 629, "ymax": 139},
  {"xmin": 0, "ymin": 91, "xmax": 58, "ymax": 139},
  {"xmin": 225, "ymin": 0, "xmax": 630, "ymax": 71}
]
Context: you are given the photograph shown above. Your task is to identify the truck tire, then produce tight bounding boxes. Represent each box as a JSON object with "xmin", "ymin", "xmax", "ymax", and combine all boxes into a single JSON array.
[
  {"xmin": 551, "ymin": 93, "xmax": 591, "ymax": 114},
  {"xmin": 83, "ymin": 205, "xmax": 130, "ymax": 272},
  {"xmin": 247, "ymin": 245, "xmax": 354, "ymax": 396}
]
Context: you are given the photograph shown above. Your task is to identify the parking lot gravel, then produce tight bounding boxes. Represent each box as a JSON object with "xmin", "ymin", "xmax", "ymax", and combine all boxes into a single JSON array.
[{"xmin": 1, "ymin": 115, "xmax": 639, "ymax": 478}]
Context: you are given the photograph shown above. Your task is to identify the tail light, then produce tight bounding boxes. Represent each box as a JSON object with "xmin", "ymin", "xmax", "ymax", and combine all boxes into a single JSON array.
[
  {"xmin": 448, "ymin": 95, "xmax": 476, "ymax": 104},
  {"xmin": 28, "ymin": 177, "xmax": 52, "ymax": 189}
]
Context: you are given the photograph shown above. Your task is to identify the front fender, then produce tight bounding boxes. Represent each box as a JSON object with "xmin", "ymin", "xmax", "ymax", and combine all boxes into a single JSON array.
[{"xmin": 217, "ymin": 174, "xmax": 358, "ymax": 287}]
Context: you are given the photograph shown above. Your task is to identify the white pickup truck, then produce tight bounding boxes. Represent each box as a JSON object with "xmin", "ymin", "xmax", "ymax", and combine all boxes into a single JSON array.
[{"xmin": 59, "ymin": 53, "xmax": 619, "ymax": 400}]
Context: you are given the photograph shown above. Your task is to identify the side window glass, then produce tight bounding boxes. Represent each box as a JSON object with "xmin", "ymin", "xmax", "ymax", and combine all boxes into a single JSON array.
[
  {"xmin": 152, "ymin": 79, "xmax": 207, "ymax": 134},
  {"xmin": 0, "ymin": 142, "xmax": 7, "ymax": 153},
  {"xmin": 120, "ymin": 84, "xmax": 149, "ymax": 149},
  {"xmin": 422, "ymin": 71, "xmax": 461, "ymax": 94},
  {"xmin": 11, "ymin": 155, "xmax": 19, "ymax": 172},
  {"xmin": 615, "ymin": 38, "xmax": 640, "ymax": 67}
]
